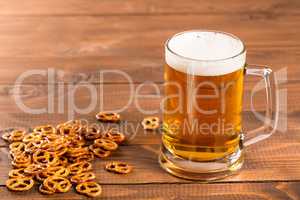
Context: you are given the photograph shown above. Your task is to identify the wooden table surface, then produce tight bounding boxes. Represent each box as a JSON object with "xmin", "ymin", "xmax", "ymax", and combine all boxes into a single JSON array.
[{"xmin": 0, "ymin": 0, "xmax": 300, "ymax": 199}]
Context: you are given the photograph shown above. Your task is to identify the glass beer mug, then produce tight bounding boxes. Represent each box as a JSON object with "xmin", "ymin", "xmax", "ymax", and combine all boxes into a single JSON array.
[{"xmin": 160, "ymin": 30, "xmax": 278, "ymax": 180}]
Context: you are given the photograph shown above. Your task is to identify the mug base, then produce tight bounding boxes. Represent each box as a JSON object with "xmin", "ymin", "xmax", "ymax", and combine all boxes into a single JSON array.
[{"xmin": 159, "ymin": 144, "xmax": 244, "ymax": 181}]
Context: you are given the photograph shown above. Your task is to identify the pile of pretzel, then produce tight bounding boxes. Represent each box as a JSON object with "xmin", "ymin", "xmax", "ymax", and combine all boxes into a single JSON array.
[{"xmin": 3, "ymin": 114, "xmax": 132, "ymax": 198}]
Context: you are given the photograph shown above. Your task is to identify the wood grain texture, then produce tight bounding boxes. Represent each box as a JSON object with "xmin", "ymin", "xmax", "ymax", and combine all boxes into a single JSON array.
[
  {"xmin": 0, "ymin": 0, "xmax": 299, "ymax": 16},
  {"xmin": 0, "ymin": 182, "xmax": 300, "ymax": 200},
  {"xmin": 0, "ymin": 14, "xmax": 298, "ymax": 83}
]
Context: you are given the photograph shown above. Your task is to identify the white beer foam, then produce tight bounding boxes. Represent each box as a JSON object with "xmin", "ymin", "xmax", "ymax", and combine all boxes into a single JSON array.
[{"xmin": 166, "ymin": 31, "xmax": 246, "ymax": 76}]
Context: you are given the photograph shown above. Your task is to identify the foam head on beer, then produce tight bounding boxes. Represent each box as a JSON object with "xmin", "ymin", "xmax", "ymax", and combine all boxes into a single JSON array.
[{"xmin": 166, "ymin": 31, "xmax": 246, "ymax": 76}]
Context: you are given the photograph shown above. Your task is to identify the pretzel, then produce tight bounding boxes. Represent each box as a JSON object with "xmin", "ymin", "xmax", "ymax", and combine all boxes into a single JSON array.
[
  {"xmin": 2, "ymin": 131, "xmax": 11, "ymax": 142},
  {"xmin": 70, "ymin": 171, "xmax": 96, "ymax": 184},
  {"xmin": 141, "ymin": 116, "xmax": 160, "ymax": 130},
  {"xmin": 22, "ymin": 132, "xmax": 42, "ymax": 143},
  {"xmin": 43, "ymin": 176, "xmax": 71, "ymax": 193},
  {"xmin": 9, "ymin": 168, "xmax": 32, "ymax": 178},
  {"xmin": 69, "ymin": 152, "xmax": 94, "ymax": 163},
  {"xmin": 8, "ymin": 130, "xmax": 26, "ymax": 142},
  {"xmin": 33, "ymin": 149, "xmax": 59, "ymax": 166},
  {"xmin": 9, "ymin": 142, "xmax": 26, "ymax": 154},
  {"xmin": 105, "ymin": 161, "xmax": 132, "ymax": 174},
  {"xmin": 24, "ymin": 164, "xmax": 44, "ymax": 175},
  {"xmin": 11, "ymin": 153, "xmax": 32, "ymax": 168},
  {"xmin": 84, "ymin": 125, "xmax": 102, "ymax": 140},
  {"xmin": 103, "ymin": 130, "xmax": 125, "ymax": 144},
  {"xmin": 94, "ymin": 138, "xmax": 118, "ymax": 151},
  {"xmin": 47, "ymin": 166, "xmax": 70, "ymax": 177},
  {"xmin": 6, "ymin": 177, "xmax": 34, "ymax": 191},
  {"xmin": 36, "ymin": 166, "xmax": 70, "ymax": 182},
  {"xmin": 96, "ymin": 112, "xmax": 120, "ymax": 123},
  {"xmin": 39, "ymin": 184, "xmax": 55, "ymax": 195},
  {"xmin": 76, "ymin": 182, "xmax": 102, "ymax": 197},
  {"xmin": 67, "ymin": 147, "xmax": 90, "ymax": 158},
  {"xmin": 67, "ymin": 161, "xmax": 92, "ymax": 175},
  {"xmin": 89, "ymin": 144, "xmax": 111, "ymax": 158},
  {"xmin": 33, "ymin": 125, "xmax": 56, "ymax": 135}
]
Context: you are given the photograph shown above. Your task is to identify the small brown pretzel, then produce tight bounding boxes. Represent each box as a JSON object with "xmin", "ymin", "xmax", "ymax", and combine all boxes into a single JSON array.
[
  {"xmin": 70, "ymin": 171, "xmax": 96, "ymax": 184},
  {"xmin": 84, "ymin": 125, "xmax": 102, "ymax": 140},
  {"xmin": 9, "ymin": 142, "xmax": 26, "ymax": 154},
  {"xmin": 69, "ymin": 152, "xmax": 94, "ymax": 163},
  {"xmin": 43, "ymin": 176, "xmax": 72, "ymax": 193},
  {"xmin": 33, "ymin": 125, "xmax": 56, "ymax": 135},
  {"xmin": 39, "ymin": 184, "xmax": 55, "ymax": 195},
  {"xmin": 36, "ymin": 166, "xmax": 69, "ymax": 182},
  {"xmin": 24, "ymin": 164, "xmax": 44, "ymax": 175},
  {"xmin": 11, "ymin": 153, "xmax": 32, "ymax": 168},
  {"xmin": 96, "ymin": 112, "xmax": 120, "ymax": 123},
  {"xmin": 22, "ymin": 132, "xmax": 41, "ymax": 143},
  {"xmin": 33, "ymin": 149, "xmax": 59, "ymax": 166},
  {"xmin": 67, "ymin": 161, "xmax": 92, "ymax": 175},
  {"xmin": 103, "ymin": 130, "xmax": 125, "ymax": 144},
  {"xmin": 2, "ymin": 131, "xmax": 11, "ymax": 142},
  {"xmin": 142, "ymin": 116, "xmax": 160, "ymax": 130},
  {"xmin": 76, "ymin": 182, "xmax": 102, "ymax": 197},
  {"xmin": 89, "ymin": 144, "xmax": 111, "ymax": 158},
  {"xmin": 9, "ymin": 130, "xmax": 26, "ymax": 142},
  {"xmin": 9, "ymin": 168, "xmax": 32, "ymax": 178},
  {"xmin": 94, "ymin": 138, "xmax": 118, "ymax": 151},
  {"xmin": 6, "ymin": 177, "xmax": 34, "ymax": 191},
  {"xmin": 105, "ymin": 161, "xmax": 132, "ymax": 174}
]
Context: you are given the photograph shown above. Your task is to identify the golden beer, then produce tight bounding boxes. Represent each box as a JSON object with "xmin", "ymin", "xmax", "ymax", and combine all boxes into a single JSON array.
[{"xmin": 163, "ymin": 64, "xmax": 244, "ymax": 161}]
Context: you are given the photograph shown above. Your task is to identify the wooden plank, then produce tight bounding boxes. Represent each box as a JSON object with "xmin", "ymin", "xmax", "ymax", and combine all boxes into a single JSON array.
[
  {"xmin": 0, "ymin": 51, "xmax": 295, "ymax": 84},
  {"xmin": 0, "ymin": 0, "xmax": 299, "ymax": 15},
  {"xmin": 0, "ymin": 181, "xmax": 300, "ymax": 200},
  {"xmin": 0, "ymin": 14, "xmax": 298, "ymax": 83},
  {"xmin": 0, "ymin": 128, "xmax": 300, "ymax": 185}
]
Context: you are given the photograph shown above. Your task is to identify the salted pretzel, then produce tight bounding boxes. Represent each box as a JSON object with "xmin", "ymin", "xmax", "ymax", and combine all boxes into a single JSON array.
[
  {"xmin": 84, "ymin": 125, "xmax": 102, "ymax": 140},
  {"xmin": 141, "ymin": 116, "xmax": 160, "ymax": 130},
  {"xmin": 105, "ymin": 161, "xmax": 132, "ymax": 174},
  {"xmin": 6, "ymin": 177, "xmax": 34, "ymax": 191},
  {"xmin": 89, "ymin": 144, "xmax": 111, "ymax": 158},
  {"xmin": 33, "ymin": 149, "xmax": 59, "ymax": 166},
  {"xmin": 2, "ymin": 131, "xmax": 11, "ymax": 142},
  {"xmin": 9, "ymin": 168, "xmax": 32, "ymax": 178},
  {"xmin": 43, "ymin": 176, "xmax": 72, "ymax": 193},
  {"xmin": 33, "ymin": 125, "xmax": 56, "ymax": 135},
  {"xmin": 24, "ymin": 164, "xmax": 44, "ymax": 175},
  {"xmin": 47, "ymin": 166, "xmax": 70, "ymax": 177},
  {"xmin": 22, "ymin": 132, "xmax": 42, "ymax": 143},
  {"xmin": 67, "ymin": 147, "xmax": 90, "ymax": 158},
  {"xmin": 96, "ymin": 112, "xmax": 120, "ymax": 123},
  {"xmin": 70, "ymin": 171, "xmax": 96, "ymax": 184},
  {"xmin": 103, "ymin": 130, "xmax": 125, "ymax": 144},
  {"xmin": 39, "ymin": 184, "xmax": 55, "ymax": 195},
  {"xmin": 11, "ymin": 153, "xmax": 32, "ymax": 168},
  {"xmin": 76, "ymin": 182, "xmax": 102, "ymax": 197},
  {"xmin": 94, "ymin": 138, "xmax": 118, "ymax": 151},
  {"xmin": 8, "ymin": 130, "xmax": 26, "ymax": 142},
  {"xmin": 67, "ymin": 161, "xmax": 92, "ymax": 175},
  {"xmin": 36, "ymin": 166, "xmax": 69, "ymax": 182},
  {"xmin": 24, "ymin": 141, "xmax": 41, "ymax": 153},
  {"xmin": 9, "ymin": 142, "xmax": 26, "ymax": 154},
  {"xmin": 69, "ymin": 152, "xmax": 94, "ymax": 163}
]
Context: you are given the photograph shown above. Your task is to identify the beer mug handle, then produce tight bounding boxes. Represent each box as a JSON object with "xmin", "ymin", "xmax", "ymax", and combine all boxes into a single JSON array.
[{"xmin": 244, "ymin": 65, "xmax": 279, "ymax": 147}]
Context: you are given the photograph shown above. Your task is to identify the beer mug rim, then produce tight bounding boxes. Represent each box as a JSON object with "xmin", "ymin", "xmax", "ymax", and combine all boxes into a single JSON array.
[{"xmin": 165, "ymin": 30, "xmax": 246, "ymax": 62}]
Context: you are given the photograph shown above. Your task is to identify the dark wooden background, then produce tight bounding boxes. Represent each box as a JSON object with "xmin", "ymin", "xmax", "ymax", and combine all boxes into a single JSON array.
[{"xmin": 0, "ymin": 0, "xmax": 299, "ymax": 199}]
